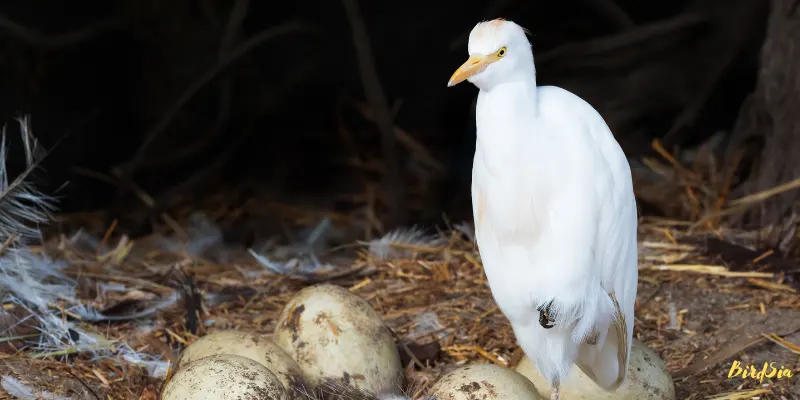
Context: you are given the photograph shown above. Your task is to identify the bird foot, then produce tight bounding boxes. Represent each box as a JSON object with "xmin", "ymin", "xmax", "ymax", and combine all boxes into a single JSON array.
[
  {"xmin": 550, "ymin": 385, "xmax": 560, "ymax": 400},
  {"xmin": 537, "ymin": 299, "xmax": 556, "ymax": 329}
]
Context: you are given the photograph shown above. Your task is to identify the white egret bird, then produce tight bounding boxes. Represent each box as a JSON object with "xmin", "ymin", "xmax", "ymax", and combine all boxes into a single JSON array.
[{"xmin": 447, "ymin": 19, "xmax": 638, "ymax": 400}]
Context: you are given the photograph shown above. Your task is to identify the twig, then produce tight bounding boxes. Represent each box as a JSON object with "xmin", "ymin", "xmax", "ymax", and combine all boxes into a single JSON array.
[
  {"xmin": 151, "ymin": 115, "xmax": 256, "ymax": 202},
  {"xmin": 661, "ymin": 55, "xmax": 737, "ymax": 148},
  {"xmin": 698, "ymin": 236, "xmax": 799, "ymax": 274},
  {"xmin": 341, "ymin": 0, "xmax": 406, "ymax": 227},
  {"xmin": 0, "ymin": 14, "xmax": 125, "ymax": 47},
  {"xmin": 579, "ymin": 0, "xmax": 634, "ymax": 30},
  {"xmin": 389, "ymin": 326, "xmax": 427, "ymax": 370},
  {"xmin": 706, "ymin": 389, "xmax": 771, "ymax": 400},
  {"xmin": 106, "ymin": 167, "xmax": 186, "ymax": 237},
  {"xmin": 219, "ymin": 0, "xmax": 251, "ymax": 57},
  {"xmin": 0, "ymin": 233, "xmax": 14, "ymax": 256},
  {"xmin": 179, "ymin": 271, "xmax": 202, "ymax": 336},
  {"xmin": 131, "ymin": 0, "xmax": 250, "ymax": 170},
  {"xmin": 144, "ymin": 57, "xmax": 319, "ymax": 217},
  {"xmin": 692, "ymin": 177, "xmax": 800, "ymax": 230},
  {"xmin": 536, "ymin": 13, "xmax": 706, "ymax": 64},
  {"xmin": 672, "ymin": 325, "xmax": 800, "ymax": 378},
  {"xmin": 663, "ymin": 0, "xmax": 767, "ymax": 149},
  {"xmin": 647, "ymin": 264, "xmax": 774, "ymax": 278},
  {"xmin": 351, "ymin": 101, "xmax": 445, "ymax": 173},
  {"xmin": 761, "ymin": 332, "xmax": 800, "ymax": 354},
  {"xmin": 65, "ymin": 369, "xmax": 100, "ymax": 400},
  {"xmin": 728, "ymin": 177, "xmax": 800, "ymax": 208},
  {"xmin": 115, "ymin": 21, "xmax": 314, "ymax": 179},
  {"xmin": 62, "ymin": 271, "xmax": 174, "ymax": 294},
  {"xmin": 199, "ymin": 0, "xmax": 222, "ymax": 29}
]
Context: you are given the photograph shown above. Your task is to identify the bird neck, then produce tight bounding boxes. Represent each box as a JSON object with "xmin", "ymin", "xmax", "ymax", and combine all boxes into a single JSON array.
[{"xmin": 474, "ymin": 78, "xmax": 539, "ymax": 167}]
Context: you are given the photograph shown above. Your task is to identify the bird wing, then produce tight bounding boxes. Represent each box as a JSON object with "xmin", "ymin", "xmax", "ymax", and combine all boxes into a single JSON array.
[
  {"xmin": 587, "ymin": 102, "xmax": 638, "ymax": 392},
  {"xmin": 539, "ymin": 86, "xmax": 638, "ymax": 391},
  {"xmin": 574, "ymin": 198, "xmax": 636, "ymax": 390}
]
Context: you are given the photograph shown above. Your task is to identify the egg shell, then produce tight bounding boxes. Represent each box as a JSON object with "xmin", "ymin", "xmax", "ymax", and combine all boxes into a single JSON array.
[
  {"xmin": 161, "ymin": 354, "xmax": 289, "ymax": 400},
  {"xmin": 514, "ymin": 339, "xmax": 675, "ymax": 399},
  {"xmin": 273, "ymin": 284, "xmax": 403, "ymax": 393},
  {"xmin": 175, "ymin": 330, "xmax": 307, "ymax": 398},
  {"xmin": 428, "ymin": 363, "xmax": 542, "ymax": 400}
]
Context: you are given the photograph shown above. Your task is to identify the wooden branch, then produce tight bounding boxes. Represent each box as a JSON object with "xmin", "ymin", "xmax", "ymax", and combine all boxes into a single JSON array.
[
  {"xmin": 661, "ymin": 55, "xmax": 736, "ymax": 148},
  {"xmin": 115, "ymin": 20, "xmax": 313, "ymax": 176},
  {"xmin": 219, "ymin": 0, "xmax": 251, "ymax": 57},
  {"xmin": 448, "ymin": 0, "xmax": 632, "ymax": 51},
  {"xmin": 536, "ymin": 13, "xmax": 706, "ymax": 64},
  {"xmin": 579, "ymin": 0, "xmax": 635, "ymax": 30},
  {"xmin": 723, "ymin": 0, "xmax": 800, "ymax": 228},
  {"xmin": 341, "ymin": 0, "xmax": 406, "ymax": 227},
  {"xmin": 125, "ymin": 58, "xmax": 320, "ymax": 231},
  {"xmin": 0, "ymin": 14, "xmax": 125, "ymax": 47},
  {"xmin": 663, "ymin": 0, "xmax": 768, "ymax": 148},
  {"xmin": 131, "ymin": 0, "xmax": 250, "ymax": 170}
]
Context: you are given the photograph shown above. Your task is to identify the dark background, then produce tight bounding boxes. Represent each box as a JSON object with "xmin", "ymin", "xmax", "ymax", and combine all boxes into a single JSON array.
[{"xmin": 0, "ymin": 0, "xmax": 794, "ymax": 238}]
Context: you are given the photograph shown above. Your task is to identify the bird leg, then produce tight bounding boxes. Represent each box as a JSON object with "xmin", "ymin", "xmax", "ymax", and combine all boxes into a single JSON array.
[
  {"xmin": 537, "ymin": 299, "xmax": 555, "ymax": 329},
  {"xmin": 550, "ymin": 381, "xmax": 560, "ymax": 400}
]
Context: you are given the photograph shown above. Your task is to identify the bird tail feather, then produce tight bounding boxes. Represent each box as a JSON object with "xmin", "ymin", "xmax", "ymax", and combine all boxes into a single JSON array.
[{"xmin": 574, "ymin": 291, "xmax": 631, "ymax": 391}]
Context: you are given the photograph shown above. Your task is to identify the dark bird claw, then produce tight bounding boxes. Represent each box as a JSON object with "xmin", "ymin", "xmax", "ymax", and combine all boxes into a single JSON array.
[{"xmin": 537, "ymin": 299, "xmax": 556, "ymax": 329}]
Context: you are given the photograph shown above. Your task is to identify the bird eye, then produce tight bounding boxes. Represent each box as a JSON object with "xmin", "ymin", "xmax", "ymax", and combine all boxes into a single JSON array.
[{"xmin": 497, "ymin": 47, "xmax": 507, "ymax": 57}]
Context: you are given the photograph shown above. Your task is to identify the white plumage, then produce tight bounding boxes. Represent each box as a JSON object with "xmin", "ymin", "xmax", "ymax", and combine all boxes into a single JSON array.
[{"xmin": 447, "ymin": 19, "xmax": 638, "ymax": 399}]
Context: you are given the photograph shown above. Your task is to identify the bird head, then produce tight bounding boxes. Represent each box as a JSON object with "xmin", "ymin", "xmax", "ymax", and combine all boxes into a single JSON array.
[{"xmin": 447, "ymin": 18, "xmax": 534, "ymax": 90}]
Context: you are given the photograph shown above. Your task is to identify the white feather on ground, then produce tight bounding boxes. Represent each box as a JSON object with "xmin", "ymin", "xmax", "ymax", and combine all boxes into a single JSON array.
[
  {"xmin": 162, "ymin": 211, "xmax": 225, "ymax": 256},
  {"xmin": 0, "ymin": 249, "xmax": 71, "ymax": 312},
  {"xmin": 74, "ymin": 291, "xmax": 181, "ymax": 322},
  {"xmin": 0, "ymin": 375, "xmax": 72, "ymax": 400},
  {"xmin": 410, "ymin": 311, "xmax": 446, "ymax": 341},
  {"xmin": 0, "ymin": 117, "xmax": 85, "ymax": 353},
  {"xmin": 452, "ymin": 221, "xmax": 475, "ymax": 244},
  {"xmin": 157, "ymin": 211, "xmax": 339, "ymax": 277},
  {"xmin": 0, "ymin": 116, "xmax": 56, "ymax": 242},
  {"xmin": 367, "ymin": 227, "xmax": 445, "ymax": 260},
  {"xmin": 0, "ymin": 117, "xmax": 164, "ymax": 375},
  {"xmin": 249, "ymin": 217, "xmax": 338, "ymax": 277}
]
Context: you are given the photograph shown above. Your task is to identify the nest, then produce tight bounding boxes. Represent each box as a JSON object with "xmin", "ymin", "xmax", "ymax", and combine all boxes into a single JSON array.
[
  {"xmin": 0, "ymin": 107, "xmax": 796, "ymax": 400},
  {"xmin": 0, "ymin": 207, "xmax": 799, "ymax": 399}
]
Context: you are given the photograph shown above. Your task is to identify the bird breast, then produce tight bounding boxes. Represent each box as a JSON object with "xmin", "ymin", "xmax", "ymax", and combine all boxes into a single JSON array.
[{"xmin": 472, "ymin": 149, "xmax": 555, "ymax": 250}]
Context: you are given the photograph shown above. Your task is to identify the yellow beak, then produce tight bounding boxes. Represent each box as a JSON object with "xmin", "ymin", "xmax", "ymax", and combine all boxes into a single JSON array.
[{"xmin": 447, "ymin": 55, "xmax": 491, "ymax": 87}]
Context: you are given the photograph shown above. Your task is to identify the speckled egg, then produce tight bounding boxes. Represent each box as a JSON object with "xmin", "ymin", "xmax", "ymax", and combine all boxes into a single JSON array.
[
  {"xmin": 514, "ymin": 339, "xmax": 675, "ymax": 399},
  {"xmin": 175, "ymin": 330, "xmax": 307, "ymax": 398},
  {"xmin": 161, "ymin": 354, "xmax": 289, "ymax": 400},
  {"xmin": 428, "ymin": 363, "xmax": 542, "ymax": 400},
  {"xmin": 273, "ymin": 284, "xmax": 403, "ymax": 394}
]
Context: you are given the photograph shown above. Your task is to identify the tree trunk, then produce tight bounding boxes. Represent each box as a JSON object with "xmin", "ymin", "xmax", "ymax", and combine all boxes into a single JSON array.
[{"xmin": 725, "ymin": 0, "xmax": 800, "ymax": 230}]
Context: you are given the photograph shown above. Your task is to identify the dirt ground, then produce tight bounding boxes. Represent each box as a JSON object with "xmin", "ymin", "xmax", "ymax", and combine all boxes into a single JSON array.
[
  {"xmin": 1, "ymin": 217, "xmax": 799, "ymax": 400},
  {"xmin": 636, "ymin": 276, "xmax": 800, "ymax": 399}
]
